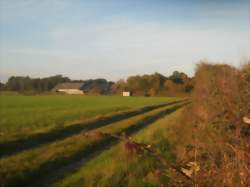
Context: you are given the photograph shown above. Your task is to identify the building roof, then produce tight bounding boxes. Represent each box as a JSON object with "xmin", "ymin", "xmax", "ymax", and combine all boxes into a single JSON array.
[{"xmin": 53, "ymin": 82, "xmax": 85, "ymax": 90}]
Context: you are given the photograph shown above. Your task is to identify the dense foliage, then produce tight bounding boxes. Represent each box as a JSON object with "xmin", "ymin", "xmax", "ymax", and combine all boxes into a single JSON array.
[
  {"xmin": 79, "ymin": 79, "xmax": 114, "ymax": 95},
  {"xmin": 112, "ymin": 71, "xmax": 194, "ymax": 96},
  {"xmin": 2, "ymin": 75, "xmax": 70, "ymax": 93}
]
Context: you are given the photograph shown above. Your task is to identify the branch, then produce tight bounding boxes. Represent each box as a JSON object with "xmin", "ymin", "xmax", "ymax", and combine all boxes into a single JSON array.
[{"xmin": 101, "ymin": 132, "xmax": 194, "ymax": 182}]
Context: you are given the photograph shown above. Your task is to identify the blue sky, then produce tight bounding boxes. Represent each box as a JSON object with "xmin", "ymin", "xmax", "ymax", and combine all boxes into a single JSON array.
[{"xmin": 0, "ymin": 0, "xmax": 249, "ymax": 82}]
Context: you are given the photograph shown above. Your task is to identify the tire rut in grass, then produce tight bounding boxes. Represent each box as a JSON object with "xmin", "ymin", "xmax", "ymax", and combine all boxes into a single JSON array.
[
  {"xmin": 0, "ymin": 100, "xmax": 184, "ymax": 158},
  {"xmin": 30, "ymin": 102, "xmax": 189, "ymax": 187}
]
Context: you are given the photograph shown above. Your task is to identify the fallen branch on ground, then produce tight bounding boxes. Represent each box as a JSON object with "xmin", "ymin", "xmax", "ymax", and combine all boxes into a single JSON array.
[{"xmin": 83, "ymin": 131, "xmax": 195, "ymax": 183}]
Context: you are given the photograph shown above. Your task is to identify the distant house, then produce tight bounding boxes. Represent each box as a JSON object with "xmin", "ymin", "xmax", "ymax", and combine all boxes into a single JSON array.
[
  {"xmin": 53, "ymin": 83, "xmax": 85, "ymax": 95},
  {"xmin": 122, "ymin": 91, "xmax": 131, "ymax": 97}
]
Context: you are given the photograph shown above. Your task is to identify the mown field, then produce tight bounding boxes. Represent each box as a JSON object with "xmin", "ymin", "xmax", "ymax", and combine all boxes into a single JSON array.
[{"xmin": 0, "ymin": 95, "xmax": 188, "ymax": 187}]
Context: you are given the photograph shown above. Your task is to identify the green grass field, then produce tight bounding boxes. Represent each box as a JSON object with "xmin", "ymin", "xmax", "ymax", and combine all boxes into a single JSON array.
[
  {"xmin": 0, "ymin": 95, "xmax": 177, "ymax": 136},
  {"xmin": 0, "ymin": 95, "xmax": 188, "ymax": 187}
]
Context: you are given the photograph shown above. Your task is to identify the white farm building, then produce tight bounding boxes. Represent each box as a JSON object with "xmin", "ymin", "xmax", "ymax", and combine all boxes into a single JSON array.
[
  {"xmin": 122, "ymin": 91, "xmax": 131, "ymax": 96},
  {"xmin": 53, "ymin": 83, "xmax": 85, "ymax": 95}
]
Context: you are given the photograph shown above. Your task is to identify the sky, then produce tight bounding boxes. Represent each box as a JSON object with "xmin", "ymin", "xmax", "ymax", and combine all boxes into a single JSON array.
[{"xmin": 0, "ymin": 0, "xmax": 249, "ymax": 82}]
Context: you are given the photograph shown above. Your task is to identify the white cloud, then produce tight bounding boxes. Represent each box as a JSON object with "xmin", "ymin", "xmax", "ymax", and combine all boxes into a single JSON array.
[
  {"xmin": 1, "ymin": 20, "xmax": 250, "ymax": 82},
  {"xmin": 51, "ymin": 21, "xmax": 250, "ymax": 67}
]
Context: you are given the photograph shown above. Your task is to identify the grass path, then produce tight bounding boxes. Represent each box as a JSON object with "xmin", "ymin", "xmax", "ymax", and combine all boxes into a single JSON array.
[
  {"xmin": 0, "ymin": 101, "xmax": 182, "ymax": 158},
  {"xmin": 0, "ymin": 101, "xmax": 187, "ymax": 187},
  {"xmin": 54, "ymin": 105, "xmax": 186, "ymax": 187}
]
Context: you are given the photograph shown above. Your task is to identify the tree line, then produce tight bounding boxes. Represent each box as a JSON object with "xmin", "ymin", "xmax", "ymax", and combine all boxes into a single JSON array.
[
  {"xmin": 0, "ymin": 75, "xmax": 70, "ymax": 93},
  {"xmin": 0, "ymin": 71, "xmax": 194, "ymax": 96},
  {"xmin": 112, "ymin": 71, "xmax": 194, "ymax": 96}
]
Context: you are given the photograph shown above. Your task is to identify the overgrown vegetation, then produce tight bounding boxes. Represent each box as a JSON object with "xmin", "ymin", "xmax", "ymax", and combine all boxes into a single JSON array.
[{"xmin": 186, "ymin": 62, "xmax": 250, "ymax": 186}]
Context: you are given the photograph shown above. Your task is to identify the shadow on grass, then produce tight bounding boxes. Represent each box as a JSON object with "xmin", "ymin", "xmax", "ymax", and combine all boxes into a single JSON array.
[
  {"xmin": 0, "ymin": 100, "xmax": 185, "ymax": 158},
  {"xmin": 6, "ymin": 102, "xmax": 189, "ymax": 187}
]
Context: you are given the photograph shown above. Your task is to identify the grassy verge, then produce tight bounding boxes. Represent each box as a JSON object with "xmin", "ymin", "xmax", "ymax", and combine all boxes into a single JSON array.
[
  {"xmin": 0, "ymin": 102, "xmax": 186, "ymax": 187},
  {"xmin": 54, "ymin": 106, "xmax": 187, "ymax": 187}
]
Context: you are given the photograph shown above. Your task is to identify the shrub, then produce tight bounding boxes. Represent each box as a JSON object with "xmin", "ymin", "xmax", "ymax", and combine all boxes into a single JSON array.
[{"xmin": 188, "ymin": 61, "xmax": 250, "ymax": 186}]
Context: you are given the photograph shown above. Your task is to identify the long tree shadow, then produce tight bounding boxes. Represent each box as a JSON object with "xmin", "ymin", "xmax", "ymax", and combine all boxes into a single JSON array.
[
  {"xmin": 6, "ymin": 102, "xmax": 189, "ymax": 187},
  {"xmin": 0, "ymin": 100, "xmax": 185, "ymax": 158}
]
